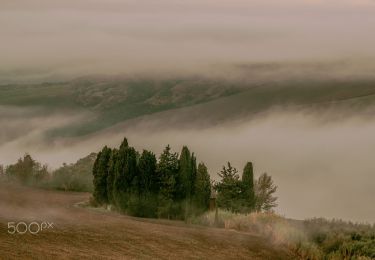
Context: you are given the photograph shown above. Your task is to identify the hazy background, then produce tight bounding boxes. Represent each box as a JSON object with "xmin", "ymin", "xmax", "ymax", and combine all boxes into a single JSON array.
[
  {"xmin": 1, "ymin": 0, "xmax": 375, "ymax": 83},
  {"xmin": 1, "ymin": 0, "xmax": 375, "ymax": 223}
]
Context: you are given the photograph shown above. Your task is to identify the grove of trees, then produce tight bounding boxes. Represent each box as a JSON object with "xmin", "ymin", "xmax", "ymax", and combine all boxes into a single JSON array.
[
  {"xmin": 4, "ymin": 154, "xmax": 49, "ymax": 185},
  {"xmin": 93, "ymin": 137, "xmax": 278, "ymax": 220},
  {"xmin": 0, "ymin": 138, "xmax": 278, "ymax": 219},
  {"xmin": 93, "ymin": 138, "xmax": 212, "ymax": 219}
]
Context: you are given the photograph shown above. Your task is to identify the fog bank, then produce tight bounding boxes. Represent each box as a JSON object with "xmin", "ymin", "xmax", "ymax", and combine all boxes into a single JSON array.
[{"xmin": 1, "ymin": 108, "xmax": 374, "ymax": 223}]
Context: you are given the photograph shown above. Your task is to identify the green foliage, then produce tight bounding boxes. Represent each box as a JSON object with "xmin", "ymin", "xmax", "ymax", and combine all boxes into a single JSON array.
[
  {"xmin": 156, "ymin": 145, "xmax": 180, "ymax": 219},
  {"xmin": 176, "ymin": 146, "xmax": 198, "ymax": 218},
  {"xmin": 215, "ymin": 162, "xmax": 245, "ymax": 213},
  {"xmin": 3, "ymin": 153, "xmax": 95, "ymax": 191},
  {"xmin": 192, "ymin": 163, "xmax": 211, "ymax": 214},
  {"xmin": 93, "ymin": 146, "xmax": 112, "ymax": 204},
  {"xmin": 106, "ymin": 149, "xmax": 118, "ymax": 204},
  {"xmin": 91, "ymin": 137, "xmax": 278, "ymax": 221},
  {"xmin": 137, "ymin": 150, "xmax": 157, "ymax": 194},
  {"xmin": 215, "ymin": 162, "xmax": 273, "ymax": 214},
  {"xmin": 0, "ymin": 165, "xmax": 5, "ymax": 181},
  {"xmin": 191, "ymin": 211, "xmax": 375, "ymax": 259},
  {"xmin": 242, "ymin": 162, "xmax": 255, "ymax": 211},
  {"xmin": 51, "ymin": 153, "xmax": 96, "ymax": 192},
  {"xmin": 113, "ymin": 139, "xmax": 138, "ymax": 212},
  {"xmin": 128, "ymin": 150, "xmax": 158, "ymax": 217},
  {"xmin": 92, "ymin": 139, "xmax": 214, "ymax": 220},
  {"xmin": 304, "ymin": 218, "xmax": 375, "ymax": 259},
  {"xmin": 177, "ymin": 146, "xmax": 192, "ymax": 200},
  {"xmin": 254, "ymin": 173, "xmax": 278, "ymax": 212},
  {"xmin": 5, "ymin": 154, "xmax": 49, "ymax": 186}
]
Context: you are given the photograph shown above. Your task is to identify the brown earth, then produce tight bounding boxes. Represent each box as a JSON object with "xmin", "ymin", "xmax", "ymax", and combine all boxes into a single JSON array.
[{"xmin": 0, "ymin": 183, "xmax": 294, "ymax": 259}]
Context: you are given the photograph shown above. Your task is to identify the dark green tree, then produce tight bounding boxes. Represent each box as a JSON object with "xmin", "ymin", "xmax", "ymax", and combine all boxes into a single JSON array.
[
  {"xmin": 178, "ymin": 146, "xmax": 194, "ymax": 200},
  {"xmin": 93, "ymin": 146, "xmax": 112, "ymax": 204},
  {"xmin": 214, "ymin": 162, "xmax": 244, "ymax": 213},
  {"xmin": 128, "ymin": 150, "xmax": 158, "ymax": 217},
  {"xmin": 156, "ymin": 145, "xmax": 179, "ymax": 219},
  {"xmin": 137, "ymin": 150, "xmax": 157, "ymax": 194},
  {"xmin": 119, "ymin": 137, "xmax": 129, "ymax": 150},
  {"xmin": 106, "ymin": 149, "xmax": 118, "ymax": 205},
  {"xmin": 242, "ymin": 162, "xmax": 255, "ymax": 211},
  {"xmin": 113, "ymin": 141, "xmax": 138, "ymax": 212},
  {"xmin": 177, "ymin": 146, "xmax": 198, "ymax": 219},
  {"xmin": 192, "ymin": 163, "xmax": 211, "ymax": 214},
  {"xmin": 113, "ymin": 138, "xmax": 129, "ymax": 210}
]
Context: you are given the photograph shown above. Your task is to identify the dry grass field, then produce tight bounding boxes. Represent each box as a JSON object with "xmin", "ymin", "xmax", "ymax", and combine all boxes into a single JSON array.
[{"xmin": 0, "ymin": 183, "xmax": 293, "ymax": 259}]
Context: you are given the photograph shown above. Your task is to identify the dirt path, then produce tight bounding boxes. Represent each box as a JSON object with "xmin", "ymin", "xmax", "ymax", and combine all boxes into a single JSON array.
[{"xmin": 0, "ymin": 183, "xmax": 293, "ymax": 259}]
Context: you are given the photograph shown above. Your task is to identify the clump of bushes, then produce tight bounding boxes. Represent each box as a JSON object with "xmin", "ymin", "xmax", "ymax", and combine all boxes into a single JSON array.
[
  {"xmin": 49, "ymin": 153, "xmax": 96, "ymax": 192},
  {"xmin": 191, "ymin": 210, "xmax": 375, "ymax": 259},
  {"xmin": 304, "ymin": 218, "xmax": 375, "ymax": 259},
  {"xmin": 2, "ymin": 154, "xmax": 49, "ymax": 186},
  {"xmin": 1, "ymin": 153, "xmax": 96, "ymax": 192}
]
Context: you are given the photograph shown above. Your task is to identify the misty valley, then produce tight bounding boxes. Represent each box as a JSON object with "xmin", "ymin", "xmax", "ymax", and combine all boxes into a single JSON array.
[{"xmin": 1, "ymin": 0, "xmax": 375, "ymax": 259}]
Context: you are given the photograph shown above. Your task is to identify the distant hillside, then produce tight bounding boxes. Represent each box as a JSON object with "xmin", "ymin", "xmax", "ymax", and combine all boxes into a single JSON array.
[
  {"xmin": 0, "ymin": 76, "xmax": 245, "ymax": 137},
  {"xmin": 2, "ymin": 76, "xmax": 375, "ymax": 138}
]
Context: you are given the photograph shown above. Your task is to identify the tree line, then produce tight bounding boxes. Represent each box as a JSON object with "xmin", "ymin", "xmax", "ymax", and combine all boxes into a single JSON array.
[
  {"xmin": 93, "ymin": 137, "xmax": 278, "ymax": 219},
  {"xmin": 1, "ymin": 154, "xmax": 49, "ymax": 185},
  {"xmin": 0, "ymin": 153, "xmax": 96, "ymax": 191}
]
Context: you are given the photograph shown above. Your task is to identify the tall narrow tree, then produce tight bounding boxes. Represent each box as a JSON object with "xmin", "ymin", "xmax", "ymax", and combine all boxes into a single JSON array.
[
  {"xmin": 106, "ymin": 149, "xmax": 118, "ymax": 205},
  {"xmin": 193, "ymin": 163, "xmax": 211, "ymax": 213},
  {"xmin": 242, "ymin": 162, "xmax": 255, "ymax": 211},
  {"xmin": 157, "ymin": 145, "xmax": 179, "ymax": 219},
  {"xmin": 93, "ymin": 146, "xmax": 111, "ymax": 204},
  {"xmin": 113, "ymin": 138, "xmax": 136, "ymax": 211},
  {"xmin": 178, "ymin": 146, "xmax": 193, "ymax": 200},
  {"xmin": 138, "ymin": 150, "xmax": 157, "ymax": 194}
]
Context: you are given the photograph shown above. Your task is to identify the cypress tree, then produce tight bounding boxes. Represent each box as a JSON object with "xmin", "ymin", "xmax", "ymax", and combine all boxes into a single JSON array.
[
  {"xmin": 93, "ymin": 146, "xmax": 111, "ymax": 204},
  {"xmin": 119, "ymin": 137, "xmax": 128, "ymax": 150},
  {"xmin": 133, "ymin": 150, "xmax": 158, "ymax": 217},
  {"xmin": 138, "ymin": 150, "xmax": 157, "ymax": 194},
  {"xmin": 113, "ymin": 138, "xmax": 133, "ymax": 210},
  {"xmin": 107, "ymin": 149, "xmax": 118, "ymax": 205},
  {"xmin": 93, "ymin": 150, "xmax": 101, "ymax": 201},
  {"xmin": 242, "ymin": 162, "xmax": 255, "ymax": 211},
  {"xmin": 178, "ymin": 146, "xmax": 198, "ymax": 219},
  {"xmin": 193, "ymin": 163, "xmax": 211, "ymax": 213},
  {"xmin": 178, "ymin": 146, "xmax": 193, "ymax": 200}
]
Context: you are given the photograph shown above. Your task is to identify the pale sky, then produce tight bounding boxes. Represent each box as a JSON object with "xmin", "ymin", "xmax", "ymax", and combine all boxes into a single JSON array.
[{"xmin": 1, "ymin": 0, "xmax": 375, "ymax": 82}]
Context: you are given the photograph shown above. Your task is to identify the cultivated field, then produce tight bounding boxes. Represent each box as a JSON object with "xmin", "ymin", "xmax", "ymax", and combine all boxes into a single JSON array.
[{"xmin": 0, "ymin": 183, "xmax": 293, "ymax": 259}]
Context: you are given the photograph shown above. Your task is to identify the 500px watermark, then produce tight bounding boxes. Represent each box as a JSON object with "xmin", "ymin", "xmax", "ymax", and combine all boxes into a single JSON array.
[{"xmin": 7, "ymin": 221, "xmax": 54, "ymax": 235}]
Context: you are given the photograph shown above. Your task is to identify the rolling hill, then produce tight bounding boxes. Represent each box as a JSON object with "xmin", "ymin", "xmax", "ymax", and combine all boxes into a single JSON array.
[{"xmin": 1, "ymin": 76, "xmax": 375, "ymax": 139}]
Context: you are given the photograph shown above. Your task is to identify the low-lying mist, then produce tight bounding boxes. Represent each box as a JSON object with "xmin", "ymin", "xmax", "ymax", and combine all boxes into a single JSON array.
[{"xmin": 1, "ymin": 105, "xmax": 374, "ymax": 223}]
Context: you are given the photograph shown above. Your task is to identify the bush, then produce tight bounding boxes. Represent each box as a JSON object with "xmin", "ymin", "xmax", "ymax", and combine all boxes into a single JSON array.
[{"xmin": 190, "ymin": 211, "xmax": 375, "ymax": 259}]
